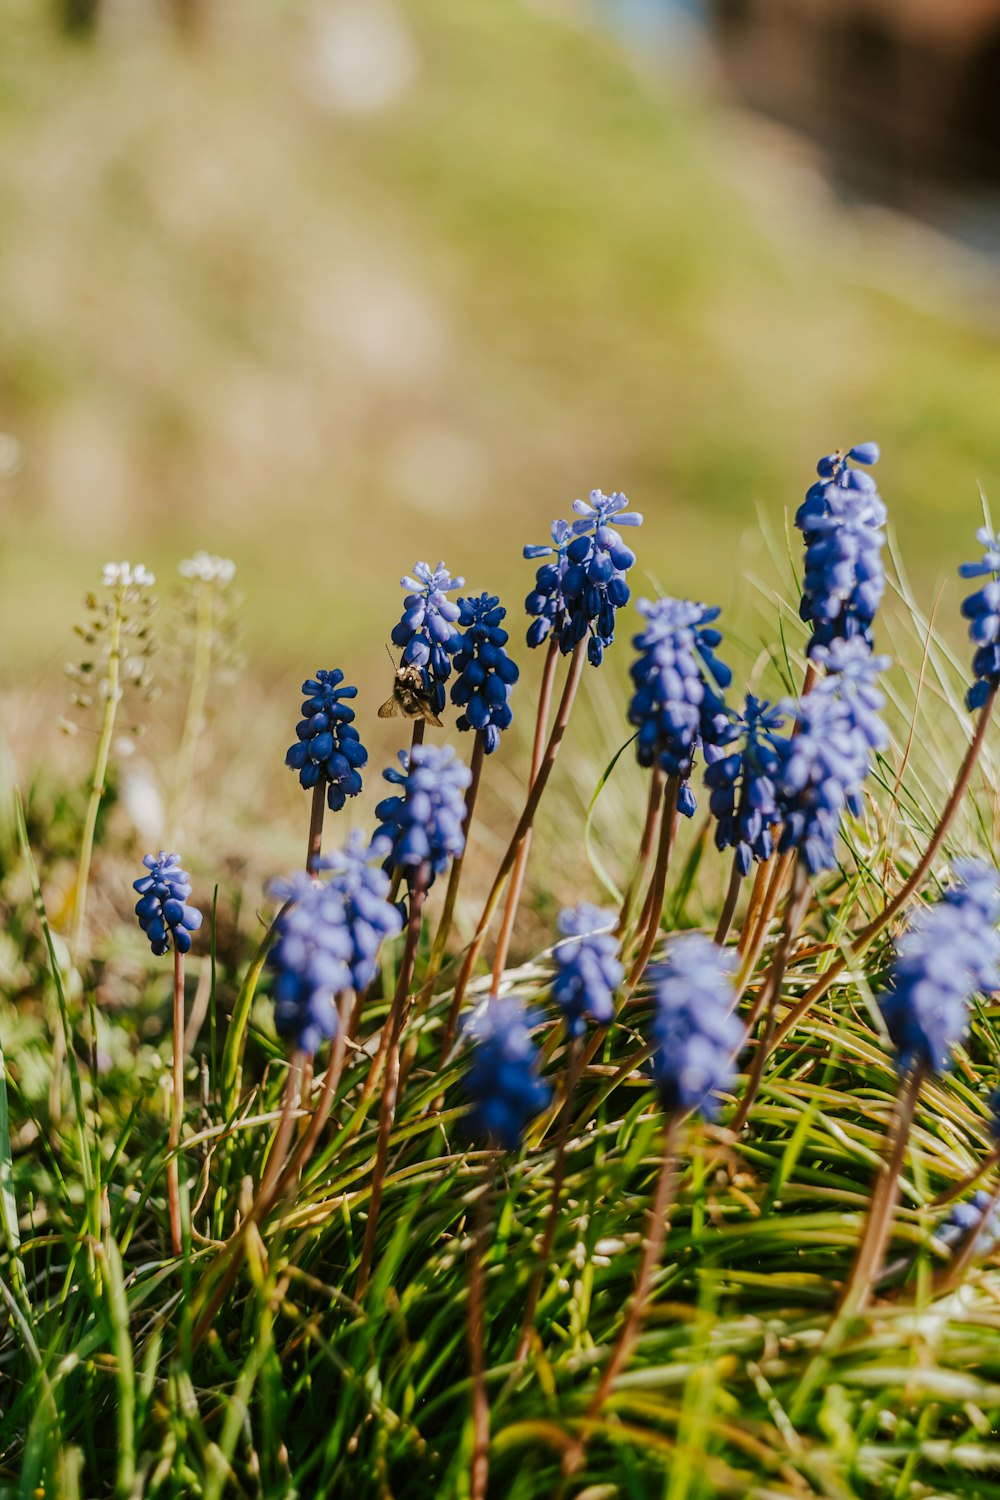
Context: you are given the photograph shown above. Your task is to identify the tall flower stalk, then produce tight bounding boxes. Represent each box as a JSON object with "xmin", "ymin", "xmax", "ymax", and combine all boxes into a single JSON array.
[
  {"xmin": 168, "ymin": 552, "xmax": 239, "ymax": 839},
  {"xmin": 133, "ymin": 851, "xmax": 202, "ymax": 1255},
  {"xmin": 67, "ymin": 562, "xmax": 156, "ymax": 963}
]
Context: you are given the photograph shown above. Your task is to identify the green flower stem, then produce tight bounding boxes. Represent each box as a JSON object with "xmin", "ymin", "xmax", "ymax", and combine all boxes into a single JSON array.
[
  {"xmin": 167, "ymin": 945, "xmax": 186, "ymax": 1256},
  {"xmin": 439, "ymin": 639, "xmax": 585, "ymax": 1062},
  {"xmin": 71, "ymin": 584, "xmax": 124, "ymax": 964},
  {"xmin": 624, "ymin": 775, "xmax": 681, "ymax": 990},
  {"xmin": 772, "ymin": 686, "xmax": 997, "ymax": 1051},
  {"xmin": 273, "ymin": 992, "xmax": 353, "ymax": 1199},
  {"xmin": 356, "ymin": 863, "xmax": 430, "ymax": 1298},
  {"xmin": 220, "ymin": 901, "xmax": 289, "ymax": 1117},
  {"xmin": 730, "ymin": 860, "xmax": 811, "ymax": 1135}
]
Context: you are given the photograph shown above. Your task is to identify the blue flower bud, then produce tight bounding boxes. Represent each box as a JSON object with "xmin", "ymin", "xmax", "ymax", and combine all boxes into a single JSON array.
[
  {"xmin": 462, "ymin": 996, "xmax": 552, "ymax": 1150},
  {"xmin": 648, "ymin": 934, "xmax": 741, "ymax": 1119},
  {"xmin": 796, "ymin": 445, "xmax": 887, "ymax": 656},
  {"xmin": 285, "ymin": 669, "xmax": 367, "ymax": 813},
  {"xmin": 450, "ymin": 593, "xmax": 519, "ymax": 754}
]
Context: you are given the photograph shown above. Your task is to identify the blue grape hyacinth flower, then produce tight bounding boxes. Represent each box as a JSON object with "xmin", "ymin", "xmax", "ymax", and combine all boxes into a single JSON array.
[
  {"xmin": 462, "ymin": 996, "xmax": 552, "ymax": 1150},
  {"xmin": 878, "ymin": 859, "xmax": 1000, "ymax": 1075},
  {"xmin": 285, "ymin": 669, "xmax": 368, "ymax": 812},
  {"xmin": 796, "ymin": 443, "xmax": 886, "ymax": 657},
  {"xmin": 704, "ymin": 695, "xmax": 787, "ymax": 875},
  {"xmin": 551, "ymin": 904, "xmax": 623, "ymax": 1037},
  {"xmin": 525, "ymin": 492, "xmax": 642, "ymax": 665},
  {"xmin": 374, "ymin": 743, "xmax": 472, "ymax": 890},
  {"xmin": 810, "ymin": 638, "xmax": 890, "ymax": 754},
  {"xmin": 450, "ymin": 593, "xmax": 519, "ymax": 754},
  {"xmin": 391, "ymin": 561, "xmax": 464, "ymax": 717},
  {"xmin": 648, "ymin": 934, "xmax": 741, "ymax": 1119},
  {"xmin": 627, "ymin": 596, "xmax": 732, "ymax": 817},
  {"xmin": 775, "ymin": 670, "xmax": 880, "ymax": 875},
  {"xmin": 960, "ymin": 527, "xmax": 1000, "ymax": 711},
  {"xmin": 134, "ymin": 852, "xmax": 203, "ymax": 957}
]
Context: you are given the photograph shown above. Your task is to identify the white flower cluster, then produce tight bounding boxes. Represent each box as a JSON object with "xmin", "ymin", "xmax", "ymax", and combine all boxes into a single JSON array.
[
  {"xmin": 102, "ymin": 561, "xmax": 156, "ymax": 589},
  {"xmin": 179, "ymin": 552, "xmax": 236, "ymax": 585}
]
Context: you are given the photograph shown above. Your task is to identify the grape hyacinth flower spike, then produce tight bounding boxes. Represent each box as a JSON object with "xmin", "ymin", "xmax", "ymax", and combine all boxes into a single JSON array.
[
  {"xmin": 391, "ymin": 561, "xmax": 464, "ymax": 719},
  {"xmin": 359, "ymin": 745, "xmax": 472, "ymax": 1297},
  {"xmin": 795, "ymin": 442, "xmax": 886, "ymax": 657},
  {"xmin": 624, "ymin": 596, "xmax": 732, "ymax": 984},
  {"xmin": 451, "ymin": 593, "xmax": 519, "ymax": 755},
  {"xmin": 960, "ymin": 527, "xmax": 1000, "ymax": 712},
  {"xmin": 285, "ymin": 669, "xmax": 368, "ymax": 871},
  {"xmin": 840, "ymin": 860, "xmax": 1000, "ymax": 1316},
  {"xmin": 134, "ymin": 851, "xmax": 202, "ymax": 1256},
  {"xmin": 461, "ymin": 993, "xmax": 552, "ymax": 1499},
  {"xmin": 551, "ymin": 904, "xmax": 623, "ymax": 1037},
  {"xmin": 568, "ymin": 935, "xmax": 738, "ymax": 1471}
]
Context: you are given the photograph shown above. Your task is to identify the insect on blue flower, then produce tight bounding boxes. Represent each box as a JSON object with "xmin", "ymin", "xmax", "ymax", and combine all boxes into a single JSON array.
[{"xmin": 390, "ymin": 561, "xmax": 464, "ymax": 717}]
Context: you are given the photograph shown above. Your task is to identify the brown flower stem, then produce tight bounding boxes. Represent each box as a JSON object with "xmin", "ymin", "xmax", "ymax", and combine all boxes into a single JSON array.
[
  {"xmin": 624, "ymin": 777, "xmax": 681, "ymax": 990},
  {"xmin": 730, "ymin": 861, "xmax": 811, "ymax": 1136},
  {"xmin": 356, "ymin": 865, "xmax": 429, "ymax": 1298},
  {"xmin": 514, "ymin": 1038, "xmax": 582, "ymax": 1362},
  {"xmin": 736, "ymin": 858, "xmax": 772, "ymax": 959},
  {"xmin": 306, "ymin": 782, "xmax": 326, "ymax": 876},
  {"xmin": 563, "ymin": 1116, "xmax": 679, "ymax": 1475},
  {"xmin": 839, "ymin": 1062, "xmax": 925, "ymax": 1319},
  {"xmin": 167, "ymin": 946, "xmax": 186, "ymax": 1256},
  {"xmin": 468, "ymin": 1169, "xmax": 494, "ymax": 1500},
  {"xmin": 714, "ymin": 854, "xmax": 745, "ymax": 947},
  {"xmin": 424, "ymin": 731, "xmax": 487, "ymax": 983},
  {"xmin": 274, "ymin": 993, "xmax": 353, "ymax": 1198},
  {"xmin": 772, "ymin": 690, "xmax": 996, "ymax": 1050},
  {"xmin": 440, "ymin": 641, "xmax": 586, "ymax": 1062},
  {"xmin": 617, "ymin": 767, "xmax": 666, "ymax": 937},
  {"xmin": 735, "ymin": 850, "xmax": 795, "ymax": 1004}
]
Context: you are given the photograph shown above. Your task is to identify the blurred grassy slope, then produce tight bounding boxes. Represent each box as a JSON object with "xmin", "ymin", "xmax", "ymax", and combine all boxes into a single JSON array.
[{"xmin": 1, "ymin": 0, "xmax": 999, "ymax": 703}]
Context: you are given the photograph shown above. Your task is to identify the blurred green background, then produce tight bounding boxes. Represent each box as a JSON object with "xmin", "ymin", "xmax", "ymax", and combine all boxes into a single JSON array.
[{"xmin": 3, "ymin": 0, "xmax": 1000, "ymax": 902}]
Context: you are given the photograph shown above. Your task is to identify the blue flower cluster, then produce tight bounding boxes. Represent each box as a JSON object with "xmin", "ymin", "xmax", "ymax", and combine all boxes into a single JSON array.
[
  {"xmin": 284, "ymin": 669, "xmax": 368, "ymax": 812},
  {"xmin": 648, "ymin": 934, "xmax": 741, "ymax": 1119},
  {"xmin": 134, "ymin": 852, "xmax": 202, "ymax": 957},
  {"xmin": 268, "ymin": 838, "xmax": 403, "ymax": 1053},
  {"xmin": 704, "ymin": 695, "xmax": 786, "ymax": 875},
  {"xmin": 525, "ymin": 491, "xmax": 642, "ymax": 666},
  {"xmin": 775, "ymin": 650, "xmax": 886, "ymax": 875},
  {"xmin": 960, "ymin": 528, "xmax": 1000, "ymax": 711},
  {"xmin": 374, "ymin": 744, "xmax": 472, "ymax": 890},
  {"xmin": 795, "ymin": 443, "xmax": 886, "ymax": 657},
  {"xmin": 462, "ymin": 996, "xmax": 552, "ymax": 1150},
  {"xmin": 390, "ymin": 562, "xmax": 464, "ymax": 716},
  {"xmin": 627, "ymin": 596, "xmax": 732, "ymax": 817},
  {"xmin": 934, "ymin": 1188, "xmax": 1000, "ymax": 1257},
  {"xmin": 450, "ymin": 594, "xmax": 519, "ymax": 754},
  {"xmin": 551, "ymin": 905, "xmax": 623, "ymax": 1037},
  {"xmin": 878, "ymin": 859, "xmax": 1000, "ymax": 1075}
]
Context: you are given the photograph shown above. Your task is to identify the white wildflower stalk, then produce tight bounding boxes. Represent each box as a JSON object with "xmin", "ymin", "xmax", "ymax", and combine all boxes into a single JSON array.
[{"xmin": 168, "ymin": 554, "xmax": 236, "ymax": 839}]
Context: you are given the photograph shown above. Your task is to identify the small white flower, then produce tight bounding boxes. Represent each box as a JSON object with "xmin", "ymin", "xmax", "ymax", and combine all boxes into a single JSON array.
[
  {"xmin": 102, "ymin": 561, "xmax": 156, "ymax": 590},
  {"xmin": 179, "ymin": 551, "xmax": 236, "ymax": 585}
]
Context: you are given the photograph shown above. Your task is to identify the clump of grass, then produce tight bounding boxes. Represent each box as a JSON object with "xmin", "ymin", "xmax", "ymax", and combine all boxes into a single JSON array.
[{"xmin": 3, "ymin": 450, "xmax": 1000, "ymax": 1500}]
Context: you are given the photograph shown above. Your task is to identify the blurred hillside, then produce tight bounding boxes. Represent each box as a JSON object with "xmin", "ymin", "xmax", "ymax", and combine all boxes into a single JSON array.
[{"xmin": 2, "ymin": 0, "xmax": 1000, "ymax": 701}]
